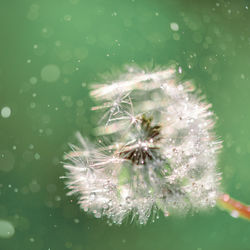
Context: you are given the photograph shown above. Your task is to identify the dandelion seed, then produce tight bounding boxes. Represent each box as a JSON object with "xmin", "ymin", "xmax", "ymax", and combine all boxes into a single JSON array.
[{"xmin": 63, "ymin": 65, "xmax": 223, "ymax": 225}]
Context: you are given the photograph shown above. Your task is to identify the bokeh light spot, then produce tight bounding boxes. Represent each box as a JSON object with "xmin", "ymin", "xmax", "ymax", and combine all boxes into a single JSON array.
[
  {"xmin": 1, "ymin": 107, "xmax": 11, "ymax": 118},
  {"xmin": 41, "ymin": 64, "xmax": 61, "ymax": 82},
  {"xmin": 0, "ymin": 220, "xmax": 15, "ymax": 239},
  {"xmin": 170, "ymin": 22, "xmax": 179, "ymax": 31},
  {"xmin": 0, "ymin": 150, "xmax": 15, "ymax": 172}
]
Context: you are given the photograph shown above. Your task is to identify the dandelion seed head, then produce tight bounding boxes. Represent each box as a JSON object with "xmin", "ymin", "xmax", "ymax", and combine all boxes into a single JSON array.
[{"xmin": 64, "ymin": 66, "xmax": 222, "ymax": 224}]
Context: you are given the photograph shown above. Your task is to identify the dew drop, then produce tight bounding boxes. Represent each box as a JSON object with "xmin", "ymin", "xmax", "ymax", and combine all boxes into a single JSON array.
[
  {"xmin": 103, "ymin": 204, "xmax": 109, "ymax": 210},
  {"xmin": 95, "ymin": 212, "xmax": 101, "ymax": 218},
  {"xmin": 164, "ymin": 211, "xmax": 170, "ymax": 217},
  {"xmin": 89, "ymin": 192, "xmax": 96, "ymax": 201},
  {"xmin": 231, "ymin": 210, "xmax": 239, "ymax": 218},
  {"xmin": 126, "ymin": 196, "xmax": 132, "ymax": 204}
]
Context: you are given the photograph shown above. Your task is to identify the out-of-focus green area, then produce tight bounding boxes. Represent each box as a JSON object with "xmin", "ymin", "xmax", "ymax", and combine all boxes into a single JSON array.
[{"xmin": 1, "ymin": 0, "xmax": 250, "ymax": 249}]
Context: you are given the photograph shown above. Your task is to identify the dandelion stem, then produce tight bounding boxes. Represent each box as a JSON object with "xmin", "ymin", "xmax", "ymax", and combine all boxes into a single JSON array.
[{"xmin": 217, "ymin": 194, "xmax": 250, "ymax": 221}]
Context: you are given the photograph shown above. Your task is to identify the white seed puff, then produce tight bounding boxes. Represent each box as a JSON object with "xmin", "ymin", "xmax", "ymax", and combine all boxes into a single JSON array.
[{"xmin": 63, "ymin": 66, "xmax": 222, "ymax": 225}]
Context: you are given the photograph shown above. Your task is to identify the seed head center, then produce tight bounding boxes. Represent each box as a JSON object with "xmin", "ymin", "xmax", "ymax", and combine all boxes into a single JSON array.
[{"xmin": 119, "ymin": 115, "xmax": 161, "ymax": 165}]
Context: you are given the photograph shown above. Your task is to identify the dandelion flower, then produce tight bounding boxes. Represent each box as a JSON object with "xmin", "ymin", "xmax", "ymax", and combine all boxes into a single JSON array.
[{"xmin": 63, "ymin": 66, "xmax": 223, "ymax": 224}]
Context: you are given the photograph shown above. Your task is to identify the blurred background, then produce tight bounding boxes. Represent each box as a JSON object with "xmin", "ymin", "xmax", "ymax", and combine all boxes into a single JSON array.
[{"xmin": 1, "ymin": 0, "xmax": 250, "ymax": 249}]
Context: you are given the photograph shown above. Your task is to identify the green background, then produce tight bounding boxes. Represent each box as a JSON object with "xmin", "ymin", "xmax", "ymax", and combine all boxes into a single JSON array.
[{"xmin": 1, "ymin": 0, "xmax": 250, "ymax": 249}]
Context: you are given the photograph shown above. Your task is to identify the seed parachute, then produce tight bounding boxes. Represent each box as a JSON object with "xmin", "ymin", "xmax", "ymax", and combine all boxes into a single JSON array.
[{"xmin": 63, "ymin": 66, "xmax": 223, "ymax": 225}]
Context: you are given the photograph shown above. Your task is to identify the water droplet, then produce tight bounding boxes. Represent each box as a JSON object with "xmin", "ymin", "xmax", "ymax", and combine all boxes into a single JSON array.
[
  {"xmin": 164, "ymin": 211, "xmax": 170, "ymax": 217},
  {"xmin": 95, "ymin": 212, "xmax": 101, "ymax": 218},
  {"xmin": 126, "ymin": 196, "xmax": 132, "ymax": 204},
  {"xmin": 103, "ymin": 204, "xmax": 109, "ymax": 209},
  {"xmin": 231, "ymin": 210, "xmax": 239, "ymax": 218},
  {"xmin": 89, "ymin": 192, "xmax": 96, "ymax": 201}
]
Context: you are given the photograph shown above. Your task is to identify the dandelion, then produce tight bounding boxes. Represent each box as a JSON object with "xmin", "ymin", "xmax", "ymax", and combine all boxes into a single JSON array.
[{"xmin": 63, "ymin": 65, "xmax": 249, "ymax": 224}]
